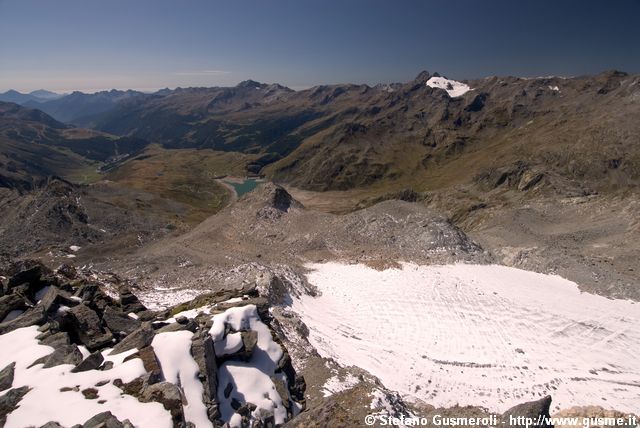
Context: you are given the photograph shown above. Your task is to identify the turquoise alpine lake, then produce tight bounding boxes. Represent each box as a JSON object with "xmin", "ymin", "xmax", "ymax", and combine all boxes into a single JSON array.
[{"xmin": 223, "ymin": 178, "xmax": 262, "ymax": 197}]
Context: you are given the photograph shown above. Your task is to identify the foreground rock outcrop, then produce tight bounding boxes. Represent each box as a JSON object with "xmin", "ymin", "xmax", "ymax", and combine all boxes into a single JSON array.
[{"xmin": 0, "ymin": 260, "xmax": 305, "ymax": 427}]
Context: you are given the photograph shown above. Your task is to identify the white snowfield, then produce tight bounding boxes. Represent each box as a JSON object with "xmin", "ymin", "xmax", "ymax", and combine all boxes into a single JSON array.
[
  {"xmin": 426, "ymin": 76, "xmax": 472, "ymax": 97},
  {"xmin": 292, "ymin": 263, "xmax": 640, "ymax": 413}
]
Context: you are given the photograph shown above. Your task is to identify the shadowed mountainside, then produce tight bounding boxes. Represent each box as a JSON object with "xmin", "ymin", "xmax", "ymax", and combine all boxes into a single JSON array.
[{"xmin": 48, "ymin": 70, "xmax": 640, "ymax": 196}]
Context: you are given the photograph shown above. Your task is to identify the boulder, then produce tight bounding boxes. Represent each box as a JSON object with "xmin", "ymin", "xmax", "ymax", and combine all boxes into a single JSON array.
[
  {"xmin": 99, "ymin": 361, "xmax": 114, "ymax": 371},
  {"xmin": 40, "ymin": 331, "xmax": 71, "ymax": 349},
  {"xmin": 118, "ymin": 287, "xmax": 146, "ymax": 314},
  {"xmin": 0, "ymin": 294, "xmax": 28, "ymax": 322},
  {"xmin": 7, "ymin": 263, "xmax": 51, "ymax": 292},
  {"xmin": 141, "ymin": 382, "xmax": 185, "ymax": 426},
  {"xmin": 109, "ymin": 324, "xmax": 154, "ymax": 355},
  {"xmin": 236, "ymin": 402, "xmax": 257, "ymax": 418},
  {"xmin": 0, "ymin": 362, "xmax": 15, "ymax": 391},
  {"xmin": 138, "ymin": 346, "xmax": 163, "ymax": 381},
  {"xmin": 102, "ymin": 306, "xmax": 141, "ymax": 336},
  {"xmin": 0, "ymin": 386, "xmax": 31, "ymax": 426},
  {"xmin": 239, "ymin": 330, "xmax": 258, "ymax": 361},
  {"xmin": 39, "ymin": 287, "xmax": 79, "ymax": 313},
  {"xmin": 72, "ymin": 351, "xmax": 105, "ymax": 373},
  {"xmin": 156, "ymin": 319, "xmax": 198, "ymax": 334},
  {"xmin": 135, "ymin": 310, "xmax": 161, "ymax": 322},
  {"xmin": 74, "ymin": 284, "xmax": 114, "ymax": 315},
  {"xmin": 82, "ymin": 411, "xmax": 127, "ymax": 428},
  {"xmin": 503, "ymin": 395, "xmax": 553, "ymax": 428},
  {"xmin": 42, "ymin": 344, "xmax": 84, "ymax": 368},
  {"xmin": 67, "ymin": 304, "xmax": 113, "ymax": 352},
  {"xmin": 0, "ymin": 306, "xmax": 46, "ymax": 334},
  {"xmin": 191, "ymin": 332, "xmax": 218, "ymax": 421}
]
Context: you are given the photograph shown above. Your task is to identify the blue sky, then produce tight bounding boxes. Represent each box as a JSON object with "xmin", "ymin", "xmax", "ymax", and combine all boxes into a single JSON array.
[{"xmin": 1, "ymin": 0, "xmax": 639, "ymax": 92}]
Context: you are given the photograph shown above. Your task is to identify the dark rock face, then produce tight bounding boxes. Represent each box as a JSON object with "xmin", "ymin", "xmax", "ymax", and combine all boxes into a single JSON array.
[
  {"xmin": 118, "ymin": 287, "xmax": 146, "ymax": 314},
  {"xmin": 40, "ymin": 331, "xmax": 71, "ymax": 348},
  {"xmin": 239, "ymin": 330, "xmax": 258, "ymax": 361},
  {"xmin": 138, "ymin": 346, "xmax": 163, "ymax": 381},
  {"xmin": 41, "ymin": 344, "xmax": 84, "ymax": 368},
  {"xmin": 74, "ymin": 284, "xmax": 116, "ymax": 315},
  {"xmin": 6, "ymin": 262, "xmax": 52, "ymax": 292},
  {"xmin": 502, "ymin": 395, "xmax": 553, "ymax": 428},
  {"xmin": 0, "ymin": 306, "xmax": 46, "ymax": 334},
  {"xmin": 39, "ymin": 287, "xmax": 77, "ymax": 313},
  {"xmin": 0, "ymin": 294, "xmax": 27, "ymax": 323},
  {"xmin": 272, "ymin": 186, "xmax": 296, "ymax": 212},
  {"xmin": 72, "ymin": 351, "xmax": 105, "ymax": 373},
  {"xmin": 191, "ymin": 331, "xmax": 219, "ymax": 421},
  {"xmin": 0, "ymin": 362, "xmax": 15, "ymax": 391},
  {"xmin": 67, "ymin": 304, "xmax": 114, "ymax": 352},
  {"xmin": 109, "ymin": 324, "xmax": 154, "ymax": 355},
  {"xmin": 39, "ymin": 422, "xmax": 65, "ymax": 428},
  {"xmin": 141, "ymin": 382, "xmax": 185, "ymax": 426},
  {"xmin": 81, "ymin": 411, "xmax": 131, "ymax": 428},
  {"xmin": 102, "ymin": 306, "xmax": 141, "ymax": 336},
  {"xmin": 0, "ymin": 386, "xmax": 31, "ymax": 426}
]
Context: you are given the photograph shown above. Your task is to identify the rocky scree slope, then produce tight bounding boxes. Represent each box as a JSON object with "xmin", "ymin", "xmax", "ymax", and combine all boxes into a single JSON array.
[
  {"xmin": 0, "ymin": 260, "xmax": 305, "ymax": 427},
  {"xmin": 115, "ymin": 183, "xmax": 489, "ymax": 295},
  {"xmin": 0, "ymin": 177, "xmax": 181, "ymax": 260}
]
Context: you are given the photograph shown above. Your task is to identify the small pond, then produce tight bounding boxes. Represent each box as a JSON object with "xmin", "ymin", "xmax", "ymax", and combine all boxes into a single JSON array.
[{"xmin": 223, "ymin": 178, "xmax": 262, "ymax": 197}]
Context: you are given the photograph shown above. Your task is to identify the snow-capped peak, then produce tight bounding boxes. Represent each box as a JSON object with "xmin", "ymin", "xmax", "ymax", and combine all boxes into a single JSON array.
[{"xmin": 426, "ymin": 76, "xmax": 472, "ymax": 97}]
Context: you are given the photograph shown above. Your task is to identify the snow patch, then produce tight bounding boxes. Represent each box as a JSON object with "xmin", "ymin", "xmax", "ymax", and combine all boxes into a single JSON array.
[
  {"xmin": 426, "ymin": 76, "xmax": 471, "ymax": 97},
  {"xmin": 292, "ymin": 262, "xmax": 640, "ymax": 413},
  {"xmin": 322, "ymin": 373, "xmax": 360, "ymax": 397},
  {"xmin": 69, "ymin": 245, "xmax": 81, "ymax": 252},
  {"xmin": 0, "ymin": 326, "xmax": 171, "ymax": 428},
  {"xmin": 209, "ymin": 305, "xmax": 288, "ymax": 426},
  {"xmin": 152, "ymin": 331, "xmax": 212, "ymax": 427}
]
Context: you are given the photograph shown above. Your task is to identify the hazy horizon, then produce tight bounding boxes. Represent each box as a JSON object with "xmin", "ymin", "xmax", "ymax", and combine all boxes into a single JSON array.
[
  {"xmin": 0, "ymin": 67, "xmax": 635, "ymax": 95},
  {"xmin": 1, "ymin": 0, "xmax": 640, "ymax": 93}
]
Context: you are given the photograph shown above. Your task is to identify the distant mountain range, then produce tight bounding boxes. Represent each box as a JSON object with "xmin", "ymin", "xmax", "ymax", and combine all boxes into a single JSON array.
[
  {"xmin": 0, "ymin": 89, "xmax": 63, "ymax": 105},
  {"xmin": 23, "ymin": 89, "xmax": 146, "ymax": 124},
  {"xmin": 2, "ymin": 70, "xmax": 639, "ymax": 196}
]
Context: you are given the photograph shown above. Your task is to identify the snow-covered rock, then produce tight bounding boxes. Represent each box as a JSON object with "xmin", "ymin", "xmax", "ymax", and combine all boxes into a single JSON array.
[
  {"xmin": 426, "ymin": 76, "xmax": 472, "ymax": 97},
  {"xmin": 210, "ymin": 304, "xmax": 299, "ymax": 427}
]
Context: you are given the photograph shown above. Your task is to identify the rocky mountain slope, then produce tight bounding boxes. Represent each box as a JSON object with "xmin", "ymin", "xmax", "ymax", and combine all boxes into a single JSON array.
[
  {"xmin": 36, "ymin": 71, "xmax": 639, "ymax": 198},
  {"xmin": 0, "ymin": 102, "xmax": 150, "ymax": 189}
]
